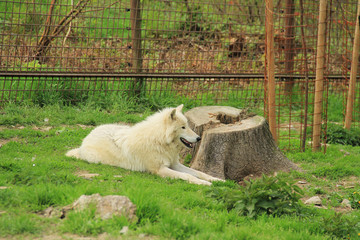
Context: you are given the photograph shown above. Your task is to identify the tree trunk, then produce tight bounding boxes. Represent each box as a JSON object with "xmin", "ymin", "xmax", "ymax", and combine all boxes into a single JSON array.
[{"xmin": 185, "ymin": 106, "xmax": 300, "ymax": 182}]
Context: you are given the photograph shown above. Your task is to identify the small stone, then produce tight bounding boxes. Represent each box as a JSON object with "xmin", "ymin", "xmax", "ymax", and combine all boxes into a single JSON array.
[
  {"xmin": 341, "ymin": 199, "xmax": 352, "ymax": 208},
  {"xmin": 67, "ymin": 194, "xmax": 137, "ymax": 221},
  {"xmin": 297, "ymin": 181, "xmax": 307, "ymax": 184},
  {"xmin": 119, "ymin": 226, "xmax": 129, "ymax": 234},
  {"xmin": 304, "ymin": 196, "xmax": 322, "ymax": 205},
  {"xmin": 77, "ymin": 124, "xmax": 89, "ymax": 129},
  {"xmin": 340, "ymin": 149, "xmax": 350, "ymax": 156},
  {"xmin": 43, "ymin": 126, "xmax": 52, "ymax": 131},
  {"xmin": 77, "ymin": 173, "xmax": 100, "ymax": 179},
  {"xmin": 43, "ymin": 207, "xmax": 53, "ymax": 217},
  {"xmin": 56, "ymin": 127, "xmax": 66, "ymax": 135},
  {"xmin": 42, "ymin": 207, "xmax": 56, "ymax": 218}
]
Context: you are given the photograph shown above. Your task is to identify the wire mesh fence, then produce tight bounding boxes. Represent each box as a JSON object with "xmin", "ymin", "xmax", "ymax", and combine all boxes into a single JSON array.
[
  {"xmin": 0, "ymin": 72, "xmax": 264, "ymax": 108},
  {"xmin": 0, "ymin": 0, "xmax": 267, "ymax": 74},
  {"xmin": 1, "ymin": 0, "xmax": 360, "ymax": 151}
]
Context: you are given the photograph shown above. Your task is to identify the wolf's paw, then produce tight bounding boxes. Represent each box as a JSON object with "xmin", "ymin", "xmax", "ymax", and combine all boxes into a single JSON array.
[
  {"xmin": 191, "ymin": 179, "xmax": 212, "ymax": 186},
  {"xmin": 209, "ymin": 177, "xmax": 225, "ymax": 182}
]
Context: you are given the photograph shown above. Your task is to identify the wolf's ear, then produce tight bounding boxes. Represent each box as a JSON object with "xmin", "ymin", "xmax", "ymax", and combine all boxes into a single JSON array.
[
  {"xmin": 176, "ymin": 104, "xmax": 184, "ymax": 112},
  {"xmin": 170, "ymin": 108, "xmax": 177, "ymax": 120}
]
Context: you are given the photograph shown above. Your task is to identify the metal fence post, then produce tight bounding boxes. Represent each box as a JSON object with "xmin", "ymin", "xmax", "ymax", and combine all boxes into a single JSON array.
[
  {"xmin": 130, "ymin": 0, "xmax": 143, "ymax": 96},
  {"xmin": 344, "ymin": 0, "xmax": 360, "ymax": 130},
  {"xmin": 265, "ymin": 0, "xmax": 277, "ymax": 143},
  {"xmin": 312, "ymin": 0, "xmax": 327, "ymax": 151}
]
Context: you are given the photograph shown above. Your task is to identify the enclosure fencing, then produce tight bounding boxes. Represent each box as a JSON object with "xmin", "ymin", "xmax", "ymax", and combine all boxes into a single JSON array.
[{"xmin": 1, "ymin": 0, "xmax": 359, "ymax": 152}]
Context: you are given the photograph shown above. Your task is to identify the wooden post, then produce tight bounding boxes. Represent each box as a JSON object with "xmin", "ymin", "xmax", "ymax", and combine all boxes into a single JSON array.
[
  {"xmin": 284, "ymin": 0, "xmax": 296, "ymax": 93},
  {"xmin": 312, "ymin": 0, "xmax": 327, "ymax": 151},
  {"xmin": 299, "ymin": 0, "xmax": 310, "ymax": 152},
  {"xmin": 130, "ymin": 0, "xmax": 143, "ymax": 96},
  {"xmin": 265, "ymin": 0, "xmax": 277, "ymax": 142},
  {"xmin": 344, "ymin": 0, "xmax": 360, "ymax": 129}
]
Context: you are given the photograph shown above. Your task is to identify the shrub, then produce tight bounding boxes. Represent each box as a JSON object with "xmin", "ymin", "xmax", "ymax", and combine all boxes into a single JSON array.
[
  {"xmin": 207, "ymin": 175, "xmax": 304, "ymax": 218},
  {"xmin": 319, "ymin": 213, "xmax": 360, "ymax": 239},
  {"xmin": 326, "ymin": 123, "xmax": 360, "ymax": 146},
  {"xmin": 348, "ymin": 191, "xmax": 360, "ymax": 210}
]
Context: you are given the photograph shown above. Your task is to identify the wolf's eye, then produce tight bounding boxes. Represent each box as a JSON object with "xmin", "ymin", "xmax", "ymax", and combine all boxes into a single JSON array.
[{"xmin": 182, "ymin": 126, "xmax": 185, "ymax": 129}]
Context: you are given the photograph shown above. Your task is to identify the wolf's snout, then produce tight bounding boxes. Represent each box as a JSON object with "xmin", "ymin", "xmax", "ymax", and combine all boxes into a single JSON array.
[{"xmin": 196, "ymin": 136, "xmax": 201, "ymax": 142}]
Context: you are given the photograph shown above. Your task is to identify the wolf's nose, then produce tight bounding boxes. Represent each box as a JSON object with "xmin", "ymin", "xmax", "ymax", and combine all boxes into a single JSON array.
[{"xmin": 196, "ymin": 137, "xmax": 201, "ymax": 142}]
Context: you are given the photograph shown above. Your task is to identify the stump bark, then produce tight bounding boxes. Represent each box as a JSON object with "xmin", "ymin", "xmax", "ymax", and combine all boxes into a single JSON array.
[{"xmin": 185, "ymin": 106, "xmax": 300, "ymax": 182}]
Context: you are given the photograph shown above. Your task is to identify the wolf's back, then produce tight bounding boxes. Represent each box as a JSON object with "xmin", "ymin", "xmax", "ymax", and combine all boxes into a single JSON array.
[{"xmin": 66, "ymin": 148, "xmax": 80, "ymax": 158}]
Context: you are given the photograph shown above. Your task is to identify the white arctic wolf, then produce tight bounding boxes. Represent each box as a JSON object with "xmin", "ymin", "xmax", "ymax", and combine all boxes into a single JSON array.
[{"xmin": 66, "ymin": 105, "xmax": 222, "ymax": 185}]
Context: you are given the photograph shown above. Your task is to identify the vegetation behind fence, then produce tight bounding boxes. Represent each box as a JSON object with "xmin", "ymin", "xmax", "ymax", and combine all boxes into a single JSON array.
[{"xmin": 1, "ymin": 0, "xmax": 359, "ymax": 151}]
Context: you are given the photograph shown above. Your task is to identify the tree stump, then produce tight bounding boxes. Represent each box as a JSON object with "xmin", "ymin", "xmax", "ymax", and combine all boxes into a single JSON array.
[{"xmin": 185, "ymin": 106, "xmax": 300, "ymax": 182}]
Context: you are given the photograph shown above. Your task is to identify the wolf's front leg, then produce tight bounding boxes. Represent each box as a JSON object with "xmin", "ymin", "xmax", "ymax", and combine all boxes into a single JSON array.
[
  {"xmin": 157, "ymin": 166, "xmax": 211, "ymax": 185},
  {"xmin": 170, "ymin": 162, "xmax": 224, "ymax": 182}
]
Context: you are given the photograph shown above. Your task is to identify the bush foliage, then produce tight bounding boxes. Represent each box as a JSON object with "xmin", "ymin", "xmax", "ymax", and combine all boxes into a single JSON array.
[
  {"xmin": 326, "ymin": 123, "xmax": 360, "ymax": 146},
  {"xmin": 208, "ymin": 175, "xmax": 304, "ymax": 218}
]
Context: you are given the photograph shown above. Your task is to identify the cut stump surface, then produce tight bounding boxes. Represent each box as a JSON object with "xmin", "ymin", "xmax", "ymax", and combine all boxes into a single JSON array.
[{"xmin": 185, "ymin": 106, "xmax": 300, "ymax": 181}]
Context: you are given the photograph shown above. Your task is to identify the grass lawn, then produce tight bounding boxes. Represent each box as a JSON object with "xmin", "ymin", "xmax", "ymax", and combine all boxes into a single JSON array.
[{"xmin": 0, "ymin": 103, "xmax": 359, "ymax": 240}]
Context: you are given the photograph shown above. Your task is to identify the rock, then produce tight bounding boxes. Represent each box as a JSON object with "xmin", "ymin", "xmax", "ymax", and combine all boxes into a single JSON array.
[
  {"xmin": 119, "ymin": 226, "xmax": 129, "ymax": 234},
  {"xmin": 78, "ymin": 173, "xmax": 100, "ymax": 179},
  {"xmin": 41, "ymin": 206, "xmax": 62, "ymax": 218},
  {"xmin": 341, "ymin": 199, "xmax": 352, "ymax": 209},
  {"xmin": 67, "ymin": 194, "xmax": 137, "ymax": 221},
  {"xmin": 340, "ymin": 149, "xmax": 350, "ymax": 156},
  {"xmin": 75, "ymin": 171, "xmax": 100, "ymax": 180},
  {"xmin": 42, "ymin": 206, "xmax": 55, "ymax": 217},
  {"xmin": 304, "ymin": 196, "xmax": 322, "ymax": 205}
]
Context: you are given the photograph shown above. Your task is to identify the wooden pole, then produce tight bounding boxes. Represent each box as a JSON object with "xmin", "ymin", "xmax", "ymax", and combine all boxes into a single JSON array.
[
  {"xmin": 344, "ymin": 0, "xmax": 360, "ymax": 129},
  {"xmin": 299, "ymin": 0, "xmax": 310, "ymax": 152},
  {"xmin": 266, "ymin": 0, "xmax": 277, "ymax": 142},
  {"xmin": 130, "ymin": 0, "xmax": 143, "ymax": 96},
  {"xmin": 312, "ymin": 0, "xmax": 327, "ymax": 151},
  {"xmin": 284, "ymin": 0, "xmax": 296, "ymax": 93}
]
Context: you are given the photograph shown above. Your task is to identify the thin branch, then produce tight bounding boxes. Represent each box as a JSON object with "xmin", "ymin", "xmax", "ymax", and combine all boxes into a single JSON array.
[
  {"xmin": 62, "ymin": 0, "xmax": 74, "ymax": 55},
  {"xmin": 82, "ymin": 0, "xmax": 121, "ymax": 13},
  {"xmin": 34, "ymin": 0, "xmax": 90, "ymax": 60},
  {"xmin": 38, "ymin": 0, "xmax": 57, "ymax": 47}
]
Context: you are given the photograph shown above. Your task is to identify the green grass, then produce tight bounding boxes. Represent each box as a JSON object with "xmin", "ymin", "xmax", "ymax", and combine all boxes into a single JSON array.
[
  {"xmin": 0, "ymin": 102, "xmax": 360, "ymax": 239},
  {"xmin": 60, "ymin": 206, "xmax": 131, "ymax": 236},
  {"xmin": 0, "ymin": 213, "xmax": 42, "ymax": 235}
]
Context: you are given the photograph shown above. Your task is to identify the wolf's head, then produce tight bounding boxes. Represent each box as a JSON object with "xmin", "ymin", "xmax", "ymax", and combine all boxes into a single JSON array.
[{"xmin": 165, "ymin": 104, "xmax": 201, "ymax": 148}]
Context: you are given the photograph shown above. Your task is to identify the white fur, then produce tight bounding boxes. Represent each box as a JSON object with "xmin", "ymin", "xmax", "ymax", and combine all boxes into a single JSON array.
[{"xmin": 66, "ymin": 105, "xmax": 223, "ymax": 185}]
